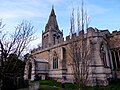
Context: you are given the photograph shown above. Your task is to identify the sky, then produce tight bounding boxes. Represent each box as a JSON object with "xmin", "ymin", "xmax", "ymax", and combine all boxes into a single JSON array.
[{"xmin": 0, "ymin": 0, "xmax": 120, "ymax": 49}]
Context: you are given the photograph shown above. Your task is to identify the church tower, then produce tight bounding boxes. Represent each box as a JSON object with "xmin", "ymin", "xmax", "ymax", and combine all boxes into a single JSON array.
[{"xmin": 42, "ymin": 6, "xmax": 63, "ymax": 48}]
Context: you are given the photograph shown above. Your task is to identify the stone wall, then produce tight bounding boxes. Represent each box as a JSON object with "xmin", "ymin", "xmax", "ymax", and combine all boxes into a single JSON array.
[
  {"xmin": 18, "ymin": 81, "xmax": 40, "ymax": 90},
  {"xmin": 108, "ymin": 32, "xmax": 120, "ymax": 49},
  {"xmin": 34, "ymin": 50, "xmax": 49, "ymax": 60},
  {"xmin": 31, "ymin": 27, "xmax": 116, "ymax": 85}
]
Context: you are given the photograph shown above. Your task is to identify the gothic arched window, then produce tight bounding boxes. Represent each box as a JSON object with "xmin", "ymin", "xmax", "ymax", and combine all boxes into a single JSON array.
[
  {"xmin": 57, "ymin": 35, "xmax": 60, "ymax": 44},
  {"xmin": 53, "ymin": 51, "xmax": 58, "ymax": 69},
  {"xmin": 53, "ymin": 34, "xmax": 56, "ymax": 45},
  {"xmin": 62, "ymin": 47, "xmax": 66, "ymax": 68}
]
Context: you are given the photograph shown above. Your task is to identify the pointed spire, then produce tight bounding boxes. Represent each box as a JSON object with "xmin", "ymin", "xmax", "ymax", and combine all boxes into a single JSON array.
[
  {"xmin": 50, "ymin": 5, "xmax": 56, "ymax": 17},
  {"xmin": 52, "ymin": 5, "xmax": 54, "ymax": 9},
  {"xmin": 45, "ymin": 6, "xmax": 59, "ymax": 32}
]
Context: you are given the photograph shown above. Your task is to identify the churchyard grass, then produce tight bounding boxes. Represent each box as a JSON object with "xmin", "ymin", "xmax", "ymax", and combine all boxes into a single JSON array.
[{"xmin": 39, "ymin": 80, "xmax": 120, "ymax": 90}]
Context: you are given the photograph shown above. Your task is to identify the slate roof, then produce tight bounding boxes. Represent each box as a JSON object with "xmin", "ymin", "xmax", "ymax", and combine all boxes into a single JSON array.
[{"xmin": 34, "ymin": 58, "xmax": 48, "ymax": 63}]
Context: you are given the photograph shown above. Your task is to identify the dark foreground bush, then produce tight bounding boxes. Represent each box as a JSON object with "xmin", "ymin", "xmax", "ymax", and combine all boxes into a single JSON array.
[{"xmin": 17, "ymin": 77, "xmax": 29, "ymax": 89}]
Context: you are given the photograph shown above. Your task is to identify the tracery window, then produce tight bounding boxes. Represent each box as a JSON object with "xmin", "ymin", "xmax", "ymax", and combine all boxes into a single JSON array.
[{"xmin": 53, "ymin": 51, "xmax": 58, "ymax": 69}]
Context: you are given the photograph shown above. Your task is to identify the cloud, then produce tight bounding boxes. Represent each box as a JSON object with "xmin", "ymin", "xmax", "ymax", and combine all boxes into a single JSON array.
[
  {"xmin": 0, "ymin": 0, "xmax": 119, "ymax": 49},
  {"xmin": 0, "ymin": 0, "xmax": 66, "ymax": 21},
  {"xmin": 0, "ymin": 0, "xmax": 49, "ymax": 19},
  {"xmin": 0, "ymin": 0, "xmax": 52, "ymax": 32}
]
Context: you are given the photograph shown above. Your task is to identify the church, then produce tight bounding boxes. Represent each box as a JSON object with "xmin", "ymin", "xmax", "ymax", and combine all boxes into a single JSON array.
[{"xmin": 24, "ymin": 7, "xmax": 120, "ymax": 85}]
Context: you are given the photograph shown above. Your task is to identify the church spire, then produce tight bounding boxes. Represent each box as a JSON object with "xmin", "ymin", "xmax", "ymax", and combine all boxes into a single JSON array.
[
  {"xmin": 45, "ymin": 6, "xmax": 59, "ymax": 32},
  {"xmin": 42, "ymin": 6, "xmax": 63, "ymax": 48},
  {"xmin": 52, "ymin": 5, "xmax": 54, "ymax": 9},
  {"xmin": 50, "ymin": 5, "xmax": 55, "ymax": 17}
]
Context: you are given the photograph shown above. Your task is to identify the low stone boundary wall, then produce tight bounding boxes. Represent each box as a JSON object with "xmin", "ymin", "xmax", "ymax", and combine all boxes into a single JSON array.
[{"xmin": 18, "ymin": 81, "xmax": 40, "ymax": 90}]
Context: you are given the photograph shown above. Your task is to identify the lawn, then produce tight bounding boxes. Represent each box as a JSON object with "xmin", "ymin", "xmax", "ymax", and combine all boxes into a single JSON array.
[
  {"xmin": 39, "ymin": 80, "xmax": 76, "ymax": 90},
  {"xmin": 38, "ymin": 80, "xmax": 120, "ymax": 90}
]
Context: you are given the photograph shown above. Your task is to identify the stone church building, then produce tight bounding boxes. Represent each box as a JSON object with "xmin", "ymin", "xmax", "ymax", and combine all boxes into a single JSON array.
[{"xmin": 24, "ymin": 7, "xmax": 120, "ymax": 85}]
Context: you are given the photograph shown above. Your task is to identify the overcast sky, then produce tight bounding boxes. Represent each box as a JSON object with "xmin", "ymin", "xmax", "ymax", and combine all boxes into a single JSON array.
[{"xmin": 0, "ymin": 0, "xmax": 120, "ymax": 49}]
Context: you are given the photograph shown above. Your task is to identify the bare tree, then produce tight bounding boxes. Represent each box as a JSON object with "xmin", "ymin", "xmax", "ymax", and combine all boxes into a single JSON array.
[
  {"xmin": 70, "ymin": 8, "xmax": 75, "ymax": 37},
  {"xmin": 0, "ymin": 20, "xmax": 35, "ymax": 90},
  {"xmin": 68, "ymin": 34, "xmax": 92, "ymax": 90},
  {"xmin": 68, "ymin": 2, "xmax": 92, "ymax": 90},
  {"xmin": 1, "ymin": 20, "xmax": 35, "ymax": 58}
]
